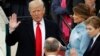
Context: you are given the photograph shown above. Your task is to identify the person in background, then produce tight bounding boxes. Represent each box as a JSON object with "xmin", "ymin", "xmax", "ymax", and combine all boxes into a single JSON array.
[
  {"xmin": 65, "ymin": 3, "xmax": 93, "ymax": 56},
  {"xmin": 85, "ymin": 0, "xmax": 100, "ymax": 15},
  {"xmin": 51, "ymin": 0, "xmax": 73, "ymax": 45},
  {"xmin": 84, "ymin": 0, "xmax": 96, "ymax": 15},
  {"xmin": 44, "ymin": 37, "xmax": 60, "ymax": 56},
  {"xmin": 83, "ymin": 16, "xmax": 100, "ymax": 56},
  {"xmin": 6, "ymin": 0, "xmax": 64, "ymax": 56}
]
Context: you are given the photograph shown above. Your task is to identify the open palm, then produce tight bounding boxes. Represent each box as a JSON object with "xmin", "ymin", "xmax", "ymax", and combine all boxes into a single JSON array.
[{"xmin": 9, "ymin": 13, "xmax": 21, "ymax": 29}]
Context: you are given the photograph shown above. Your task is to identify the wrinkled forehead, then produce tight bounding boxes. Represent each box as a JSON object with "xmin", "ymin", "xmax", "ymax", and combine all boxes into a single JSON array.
[{"xmin": 29, "ymin": 0, "xmax": 44, "ymax": 9}]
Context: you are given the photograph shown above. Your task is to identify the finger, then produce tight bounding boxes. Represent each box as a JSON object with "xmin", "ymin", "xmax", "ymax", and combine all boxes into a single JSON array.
[
  {"xmin": 10, "ymin": 13, "xmax": 16, "ymax": 22},
  {"xmin": 9, "ymin": 16, "xmax": 12, "ymax": 22},
  {"xmin": 9, "ymin": 16, "xmax": 11, "ymax": 19},
  {"xmin": 12, "ymin": 13, "xmax": 17, "ymax": 21},
  {"xmin": 16, "ymin": 21, "xmax": 21, "ymax": 27}
]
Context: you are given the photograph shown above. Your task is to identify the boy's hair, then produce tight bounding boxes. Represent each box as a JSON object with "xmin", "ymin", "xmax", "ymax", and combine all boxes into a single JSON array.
[{"xmin": 85, "ymin": 16, "xmax": 100, "ymax": 29}]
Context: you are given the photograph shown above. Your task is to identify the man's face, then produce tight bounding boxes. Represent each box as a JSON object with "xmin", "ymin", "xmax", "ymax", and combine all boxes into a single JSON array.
[
  {"xmin": 86, "ymin": 24, "xmax": 99, "ymax": 38},
  {"xmin": 29, "ymin": 5, "xmax": 45, "ymax": 22}
]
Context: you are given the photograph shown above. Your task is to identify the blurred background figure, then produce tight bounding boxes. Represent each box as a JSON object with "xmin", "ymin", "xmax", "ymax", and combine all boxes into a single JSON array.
[
  {"xmin": 84, "ymin": 0, "xmax": 97, "ymax": 15},
  {"xmin": 51, "ymin": 0, "xmax": 73, "ymax": 45}
]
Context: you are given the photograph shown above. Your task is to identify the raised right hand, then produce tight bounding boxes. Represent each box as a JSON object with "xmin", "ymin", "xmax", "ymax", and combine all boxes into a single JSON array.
[{"xmin": 9, "ymin": 13, "xmax": 21, "ymax": 31}]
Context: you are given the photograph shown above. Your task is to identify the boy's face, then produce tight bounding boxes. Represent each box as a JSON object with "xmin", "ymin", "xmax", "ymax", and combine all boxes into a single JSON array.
[{"xmin": 86, "ymin": 24, "xmax": 99, "ymax": 38}]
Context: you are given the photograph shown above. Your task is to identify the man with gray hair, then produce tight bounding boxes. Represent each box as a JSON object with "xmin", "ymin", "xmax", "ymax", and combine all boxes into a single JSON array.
[{"xmin": 6, "ymin": 0, "xmax": 64, "ymax": 56}]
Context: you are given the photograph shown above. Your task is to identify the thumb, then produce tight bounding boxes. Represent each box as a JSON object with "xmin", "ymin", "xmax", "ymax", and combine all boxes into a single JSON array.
[{"xmin": 16, "ymin": 21, "xmax": 21, "ymax": 27}]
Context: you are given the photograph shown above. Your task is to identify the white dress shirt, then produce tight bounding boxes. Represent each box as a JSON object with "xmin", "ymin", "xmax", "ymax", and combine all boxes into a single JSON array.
[
  {"xmin": 91, "ymin": 33, "xmax": 100, "ymax": 47},
  {"xmin": 33, "ymin": 18, "xmax": 45, "ymax": 56}
]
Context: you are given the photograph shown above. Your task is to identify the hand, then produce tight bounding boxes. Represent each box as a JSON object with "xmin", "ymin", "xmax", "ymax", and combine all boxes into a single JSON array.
[
  {"xmin": 70, "ymin": 48, "xmax": 77, "ymax": 56},
  {"xmin": 9, "ymin": 13, "xmax": 21, "ymax": 32}
]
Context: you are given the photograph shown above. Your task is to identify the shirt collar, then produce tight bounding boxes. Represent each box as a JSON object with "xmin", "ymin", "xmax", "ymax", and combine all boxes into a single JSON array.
[
  {"xmin": 93, "ymin": 33, "xmax": 100, "ymax": 42},
  {"xmin": 33, "ymin": 18, "xmax": 44, "ymax": 26}
]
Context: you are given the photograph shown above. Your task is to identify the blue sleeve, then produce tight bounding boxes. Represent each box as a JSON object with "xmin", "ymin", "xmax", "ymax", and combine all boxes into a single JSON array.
[
  {"xmin": 76, "ymin": 30, "xmax": 90, "ymax": 56},
  {"xmin": 65, "ymin": 43, "xmax": 71, "ymax": 56},
  {"xmin": 51, "ymin": 0, "xmax": 66, "ymax": 15}
]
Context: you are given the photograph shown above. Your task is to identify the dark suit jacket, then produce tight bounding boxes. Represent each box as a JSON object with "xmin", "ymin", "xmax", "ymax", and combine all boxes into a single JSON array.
[
  {"xmin": 6, "ymin": 18, "xmax": 64, "ymax": 56},
  {"xmin": 96, "ymin": 0, "xmax": 100, "ymax": 15},
  {"xmin": 83, "ymin": 35, "xmax": 100, "ymax": 56}
]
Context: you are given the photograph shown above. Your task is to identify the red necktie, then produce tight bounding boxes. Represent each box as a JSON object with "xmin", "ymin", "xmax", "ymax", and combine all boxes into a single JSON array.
[
  {"xmin": 61, "ymin": 0, "xmax": 66, "ymax": 9},
  {"xmin": 36, "ymin": 22, "xmax": 42, "ymax": 56}
]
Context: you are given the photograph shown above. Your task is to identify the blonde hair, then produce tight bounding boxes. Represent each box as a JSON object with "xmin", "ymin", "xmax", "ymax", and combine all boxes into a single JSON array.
[
  {"xmin": 85, "ymin": 16, "xmax": 100, "ymax": 29},
  {"xmin": 28, "ymin": 0, "xmax": 44, "ymax": 10}
]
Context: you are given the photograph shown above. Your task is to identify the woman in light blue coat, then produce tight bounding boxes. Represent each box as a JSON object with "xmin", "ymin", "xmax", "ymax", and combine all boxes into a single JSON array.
[{"xmin": 65, "ymin": 3, "xmax": 94, "ymax": 56}]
